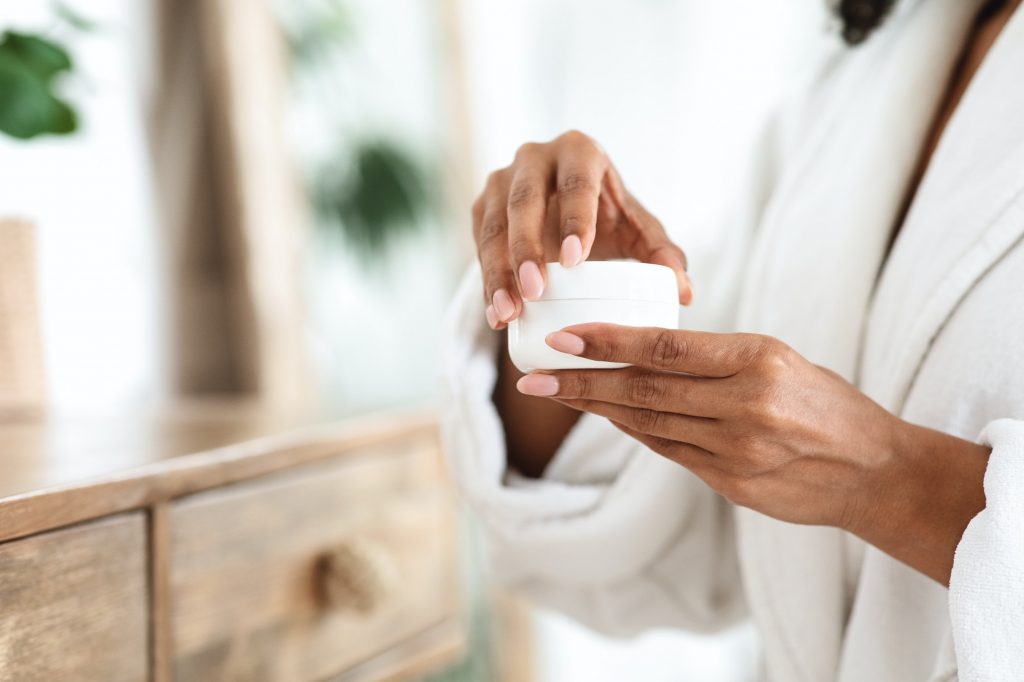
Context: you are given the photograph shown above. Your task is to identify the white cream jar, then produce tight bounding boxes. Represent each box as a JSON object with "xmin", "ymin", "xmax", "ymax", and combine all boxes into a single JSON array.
[{"xmin": 508, "ymin": 261, "xmax": 679, "ymax": 372}]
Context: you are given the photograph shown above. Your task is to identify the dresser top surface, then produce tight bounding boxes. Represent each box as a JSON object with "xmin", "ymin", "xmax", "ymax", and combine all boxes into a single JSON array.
[{"xmin": 0, "ymin": 399, "xmax": 436, "ymax": 542}]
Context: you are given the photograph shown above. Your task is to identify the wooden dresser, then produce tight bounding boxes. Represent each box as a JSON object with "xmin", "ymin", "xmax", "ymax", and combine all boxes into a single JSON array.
[{"xmin": 0, "ymin": 404, "xmax": 463, "ymax": 681}]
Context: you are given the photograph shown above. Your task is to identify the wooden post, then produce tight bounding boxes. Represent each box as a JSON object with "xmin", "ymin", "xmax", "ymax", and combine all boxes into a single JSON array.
[{"xmin": 0, "ymin": 219, "xmax": 45, "ymax": 419}]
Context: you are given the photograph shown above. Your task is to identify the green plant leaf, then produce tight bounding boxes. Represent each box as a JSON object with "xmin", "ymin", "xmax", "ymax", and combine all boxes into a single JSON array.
[
  {"xmin": 316, "ymin": 140, "xmax": 431, "ymax": 253},
  {"xmin": 0, "ymin": 31, "xmax": 78, "ymax": 139},
  {"xmin": 0, "ymin": 57, "xmax": 76, "ymax": 138},
  {"xmin": 0, "ymin": 31, "xmax": 73, "ymax": 80}
]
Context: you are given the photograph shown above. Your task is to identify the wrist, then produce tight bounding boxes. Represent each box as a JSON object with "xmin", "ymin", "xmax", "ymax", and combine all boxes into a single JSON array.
[
  {"xmin": 841, "ymin": 414, "xmax": 917, "ymax": 538},
  {"xmin": 843, "ymin": 418, "xmax": 990, "ymax": 584}
]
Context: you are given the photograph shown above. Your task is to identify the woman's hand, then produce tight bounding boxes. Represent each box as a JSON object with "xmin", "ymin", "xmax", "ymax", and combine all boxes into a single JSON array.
[
  {"xmin": 516, "ymin": 323, "xmax": 991, "ymax": 584},
  {"xmin": 471, "ymin": 130, "xmax": 692, "ymax": 331}
]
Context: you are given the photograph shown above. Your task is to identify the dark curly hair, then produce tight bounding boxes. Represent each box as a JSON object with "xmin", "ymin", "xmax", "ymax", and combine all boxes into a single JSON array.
[
  {"xmin": 840, "ymin": 0, "xmax": 1010, "ymax": 45},
  {"xmin": 837, "ymin": 0, "xmax": 899, "ymax": 44}
]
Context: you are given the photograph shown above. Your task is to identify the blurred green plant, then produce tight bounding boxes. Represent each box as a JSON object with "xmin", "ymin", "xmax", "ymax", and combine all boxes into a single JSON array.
[
  {"xmin": 280, "ymin": 0, "xmax": 434, "ymax": 257},
  {"xmin": 0, "ymin": 31, "xmax": 77, "ymax": 139},
  {"xmin": 0, "ymin": 3, "xmax": 91, "ymax": 140},
  {"xmin": 314, "ymin": 140, "xmax": 432, "ymax": 253}
]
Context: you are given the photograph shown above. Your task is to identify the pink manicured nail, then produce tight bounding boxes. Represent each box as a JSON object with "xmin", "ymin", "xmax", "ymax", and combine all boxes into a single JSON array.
[
  {"xmin": 546, "ymin": 331, "xmax": 585, "ymax": 355},
  {"xmin": 518, "ymin": 261, "xmax": 545, "ymax": 300},
  {"xmin": 559, "ymin": 234, "xmax": 583, "ymax": 267},
  {"xmin": 492, "ymin": 288, "xmax": 516, "ymax": 321},
  {"xmin": 485, "ymin": 304, "xmax": 499, "ymax": 329},
  {"xmin": 516, "ymin": 373, "xmax": 559, "ymax": 397}
]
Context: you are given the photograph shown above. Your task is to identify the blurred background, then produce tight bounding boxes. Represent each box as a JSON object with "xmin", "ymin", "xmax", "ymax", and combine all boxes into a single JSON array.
[{"xmin": 0, "ymin": 0, "xmax": 834, "ymax": 679}]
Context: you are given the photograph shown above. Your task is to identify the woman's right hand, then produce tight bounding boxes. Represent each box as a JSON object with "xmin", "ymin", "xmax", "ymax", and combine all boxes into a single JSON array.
[{"xmin": 472, "ymin": 130, "xmax": 693, "ymax": 330}]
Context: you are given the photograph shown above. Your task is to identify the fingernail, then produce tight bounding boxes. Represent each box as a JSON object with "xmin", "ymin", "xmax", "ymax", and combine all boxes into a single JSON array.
[
  {"xmin": 516, "ymin": 373, "xmax": 559, "ymax": 397},
  {"xmin": 559, "ymin": 234, "xmax": 583, "ymax": 267},
  {"xmin": 492, "ymin": 289, "xmax": 516, "ymax": 321},
  {"xmin": 546, "ymin": 331, "xmax": 585, "ymax": 355},
  {"xmin": 485, "ymin": 304, "xmax": 499, "ymax": 329},
  {"xmin": 518, "ymin": 261, "xmax": 545, "ymax": 301}
]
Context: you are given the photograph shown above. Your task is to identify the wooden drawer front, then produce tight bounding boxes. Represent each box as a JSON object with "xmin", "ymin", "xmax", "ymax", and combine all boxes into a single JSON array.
[
  {"xmin": 0, "ymin": 513, "xmax": 149, "ymax": 682},
  {"xmin": 169, "ymin": 436, "xmax": 458, "ymax": 681}
]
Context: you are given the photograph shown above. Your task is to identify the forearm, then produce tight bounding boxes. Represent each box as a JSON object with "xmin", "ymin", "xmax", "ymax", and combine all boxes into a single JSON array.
[
  {"xmin": 846, "ymin": 420, "xmax": 990, "ymax": 586},
  {"xmin": 493, "ymin": 331, "xmax": 581, "ymax": 478}
]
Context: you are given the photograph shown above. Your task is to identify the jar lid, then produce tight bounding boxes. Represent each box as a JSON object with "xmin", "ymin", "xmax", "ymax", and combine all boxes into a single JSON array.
[{"xmin": 537, "ymin": 261, "xmax": 678, "ymax": 303}]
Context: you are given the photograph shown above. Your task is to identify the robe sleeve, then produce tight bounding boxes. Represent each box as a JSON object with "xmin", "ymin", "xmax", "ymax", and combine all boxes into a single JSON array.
[
  {"xmin": 438, "ymin": 266, "xmax": 746, "ymax": 636},
  {"xmin": 948, "ymin": 418, "xmax": 1024, "ymax": 681}
]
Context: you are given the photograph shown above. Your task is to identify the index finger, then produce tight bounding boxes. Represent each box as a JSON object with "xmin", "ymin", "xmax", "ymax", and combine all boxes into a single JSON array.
[
  {"xmin": 554, "ymin": 135, "xmax": 606, "ymax": 267},
  {"xmin": 507, "ymin": 144, "xmax": 554, "ymax": 301},
  {"xmin": 552, "ymin": 324, "xmax": 763, "ymax": 377}
]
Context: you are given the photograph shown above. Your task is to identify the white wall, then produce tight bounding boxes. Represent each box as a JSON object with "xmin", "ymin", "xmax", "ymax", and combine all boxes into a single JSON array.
[{"xmin": 0, "ymin": 0, "xmax": 162, "ymax": 412}]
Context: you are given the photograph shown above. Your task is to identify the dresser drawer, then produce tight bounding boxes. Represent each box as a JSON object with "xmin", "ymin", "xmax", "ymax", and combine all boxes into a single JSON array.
[
  {"xmin": 169, "ymin": 435, "xmax": 460, "ymax": 681},
  {"xmin": 0, "ymin": 513, "xmax": 149, "ymax": 681}
]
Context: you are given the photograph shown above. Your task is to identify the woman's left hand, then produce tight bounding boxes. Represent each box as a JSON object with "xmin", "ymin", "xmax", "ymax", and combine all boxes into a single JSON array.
[
  {"xmin": 516, "ymin": 324, "xmax": 912, "ymax": 531},
  {"xmin": 516, "ymin": 323, "xmax": 992, "ymax": 585}
]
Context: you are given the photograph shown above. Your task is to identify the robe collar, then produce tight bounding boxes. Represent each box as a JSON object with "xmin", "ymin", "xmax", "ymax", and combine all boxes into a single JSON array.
[{"xmin": 861, "ymin": 3, "xmax": 1024, "ymax": 413}]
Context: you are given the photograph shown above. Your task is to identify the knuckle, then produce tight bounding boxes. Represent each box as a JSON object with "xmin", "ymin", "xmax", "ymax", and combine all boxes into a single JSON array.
[
  {"xmin": 507, "ymin": 182, "xmax": 540, "ymax": 211},
  {"xmin": 557, "ymin": 172, "xmax": 597, "ymax": 198},
  {"xmin": 740, "ymin": 332, "xmax": 771, "ymax": 355},
  {"xmin": 560, "ymin": 129, "xmax": 590, "ymax": 144},
  {"xmin": 565, "ymin": 373, "xmax": 591, "ymax": 399},
  {"xmin": 477, "ymin": 219, "xmax": 506, "ymax": 247},
  {"xmin": 733, "ymin": 334, "xmax": 790, "ymax": 379},
  {"xmin": 760, "ymin": 351, "xmax": 793, "ymax": 383},
  {"xmin": 751, "ymin": 336, "xmax": 789, "ymax": 367},
  {"xmin": 648, "ymin": 330, "xmax": 687, "ymax": 367},
  {"xmin": 756, "ymin": 393, "xmax": 788, "ymax": 429},
  {"xmin": 627, "ymin": 371, "xmax": 664, "ymax": 406},
  {"xmin": 560, "ymin": 129, "xmax": 602, "ymax": 155},
  {"xmin": 632, "ymin": 407, "xmax": 663, "ymax": 433},
  {"xmin": 513, "ymin": 142, "xmax": 541, "ymax": 162}
]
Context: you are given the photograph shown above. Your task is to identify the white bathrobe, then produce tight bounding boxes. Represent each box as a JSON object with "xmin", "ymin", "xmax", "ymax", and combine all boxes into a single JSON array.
[{"xmin": 440, "ymin": 0, "xmax": 1024, "ymax": 679}]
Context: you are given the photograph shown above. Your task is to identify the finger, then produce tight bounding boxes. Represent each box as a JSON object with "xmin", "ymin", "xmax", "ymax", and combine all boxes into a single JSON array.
[
  {"xmin": 551, "ymin": 325, "xmax": 763, "ymax": 377},
  {"xmin": 474, "ymin": 169, "xmax": 520, "ymax": 325},
  {"xmin": 517, "ymin": 366, "xmax": 720, "ymax": 417},
  {"xmin": 607, "ymin": 419, "xmax": 727, "ymax": 485},
  {"xmin": 617, "ymin": 196, "xmax": 692, "ymax": 305},
  {"xmin": 602, "ymin": 162, "xmax": 628, "ymax": 209},
  {"xmin": 556, "ymin": 397, "xmax": 720, "ymax": 449},
  {"xmin": 507, "ymin": 144, "xmax": 554, "ymax": 301},
  {"xmin": 554, "ymin": 133, "xmax": 607, "ymax": 267}
]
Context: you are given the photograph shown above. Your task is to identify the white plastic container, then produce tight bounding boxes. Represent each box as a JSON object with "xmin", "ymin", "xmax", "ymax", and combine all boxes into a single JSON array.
[{"xmin": 508, "ymin": 261, "xmax": 679, "ymax": 372}]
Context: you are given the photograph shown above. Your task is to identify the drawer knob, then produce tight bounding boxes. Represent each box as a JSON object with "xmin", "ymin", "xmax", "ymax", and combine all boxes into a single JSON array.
[{"xmin": 316, "ymin": 540, "xmax": 393, "ymax": 613}]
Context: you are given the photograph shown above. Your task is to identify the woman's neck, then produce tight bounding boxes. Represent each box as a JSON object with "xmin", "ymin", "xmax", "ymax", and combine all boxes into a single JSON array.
[{"xmin": 889, "ymin": 0, "xmax": 1022, "ymax": 249}]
